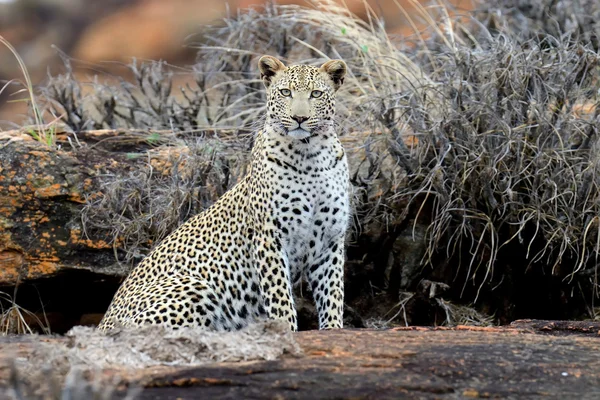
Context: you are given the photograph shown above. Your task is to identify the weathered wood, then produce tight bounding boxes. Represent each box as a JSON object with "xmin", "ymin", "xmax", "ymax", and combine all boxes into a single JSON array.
[
  {"xmin": 510, "ymin": 319, "xmax": 600, "ymax": 336},
  {"xmin": 138, "ymin": 328, "xmax": 600, "ymax": 399},
  {"xmin": 1, "ymin": 325, "xmax": 599, "ymax": 399}
]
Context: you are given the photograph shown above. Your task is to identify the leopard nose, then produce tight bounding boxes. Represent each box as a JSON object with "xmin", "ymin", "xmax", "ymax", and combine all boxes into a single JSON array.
[{"xmin": 291, "ymin": 116, "xmax": 309, "ymax": 124}]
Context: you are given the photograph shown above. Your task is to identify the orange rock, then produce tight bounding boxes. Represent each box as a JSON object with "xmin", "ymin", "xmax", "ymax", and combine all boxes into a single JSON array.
[
  {"xmin": 34, "ymin": 183, "xmax": 66, "ymax": 199},
  {"xmin": 0, "ymin": 196, "xmax": 20, "ymax": 210},
  {"xmin": 68, "ymin": 192, "xmax": 86, "ymax": 204},
  {"xmin": 69, "ymin": 229, "xmax": 113, "ymax": 250}
]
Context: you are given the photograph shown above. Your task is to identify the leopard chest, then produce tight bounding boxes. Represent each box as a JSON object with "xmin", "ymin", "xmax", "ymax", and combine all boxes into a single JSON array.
[{"xmin": 261, "ymin": 149, "xmax": 349, "ymax": 278}]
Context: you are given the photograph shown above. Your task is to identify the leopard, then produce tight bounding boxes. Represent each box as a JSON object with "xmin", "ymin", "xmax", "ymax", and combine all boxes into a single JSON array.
[{"xmin": 97, "ymin": 55, "xmax": 350, "ymax": 332}]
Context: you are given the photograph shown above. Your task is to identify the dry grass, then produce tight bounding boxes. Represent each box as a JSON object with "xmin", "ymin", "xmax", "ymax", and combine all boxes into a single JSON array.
[
  {"xmin": 46, "ymin": 320, "xmax": 298, "ymax": 369},
  {"xmin": 397, "ymin": 4, "xmax": 600, "ymax": 304},
  {"xmin": 0, "ymin": 281, "xmax": 50, "ymax": 336},
  {"xmin": 38, "ymin": 1, "xmax": 427, "ymax": 133},
  {"xmin": 472, "ymin": 0, "xmax": 600, "ymax": 50},
  {"xmin": 0, "ymin": 35, "xmax": 56, "ymax": 145},
  {"xmin": 435, "ymin": 299, "xmax": 495, "ymax": 326},
  {"xmin": 0, "ymin": 292, "xmax": 49, "ymax": 336},
  {"xmin": 399, "ymin": 35, "xmax": 599, "ymax": 296},
  {"xmin": 80, "ymin": 137, "xmax": 250, "ymax": 266}
]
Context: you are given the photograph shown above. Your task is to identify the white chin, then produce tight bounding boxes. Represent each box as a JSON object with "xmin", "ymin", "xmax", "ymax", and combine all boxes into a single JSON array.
[{"xmin": 288, "ymin": 129, "xmax": 311, "ymax": 139}]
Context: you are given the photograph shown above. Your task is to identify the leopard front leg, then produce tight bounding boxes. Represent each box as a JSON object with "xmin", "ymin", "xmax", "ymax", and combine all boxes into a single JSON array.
[
  {"xmin": 254, "ymin": 232, "xmax": 298, "ymax": 331},
  {"xmin": 307, "ymin": 237, "xmax": 345, "ymax": 329}
]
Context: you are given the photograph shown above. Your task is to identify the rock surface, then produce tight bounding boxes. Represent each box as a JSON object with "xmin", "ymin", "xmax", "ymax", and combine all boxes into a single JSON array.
[
  {"xmin": 1, "ymin": 322, "xmax": 599, "ymax": 399},
  {"xmin": 0, "ymin": 131, "xmax": 134, "ymax": 286},
  {"xmin": 0, "ymin": 130, "xmax": 172, "ymax": 331}
]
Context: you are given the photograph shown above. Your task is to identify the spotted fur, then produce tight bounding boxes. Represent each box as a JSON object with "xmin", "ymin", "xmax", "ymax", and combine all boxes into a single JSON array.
[{"xmin": 98, "ymin": 56, "xmax": 350, "ymax": 332}]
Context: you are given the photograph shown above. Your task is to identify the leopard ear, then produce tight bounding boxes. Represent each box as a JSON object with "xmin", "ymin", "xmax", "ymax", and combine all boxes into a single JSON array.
[
  {"xmin": 319, "ymin": 59, "xmax": 347, "ymax": 91},
  {"xmin": 258, "ymin": 55, "xmax": 287, "ymax": 88}
]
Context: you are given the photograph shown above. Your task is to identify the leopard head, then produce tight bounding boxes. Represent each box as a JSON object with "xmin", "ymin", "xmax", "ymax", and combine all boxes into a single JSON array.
[{"xmin": 259, "ymin": 55, "xmax": 347, "ymax": 140}]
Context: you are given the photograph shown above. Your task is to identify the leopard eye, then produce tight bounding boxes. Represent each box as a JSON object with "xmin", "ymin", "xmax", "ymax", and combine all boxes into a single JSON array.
[
  {"xmin": 280, "ymin": 88, "xmax": 292, "ymax": 97},
  {"xmin": 311, "ymin": 90, "xmax": 323, "ymax": 98}
]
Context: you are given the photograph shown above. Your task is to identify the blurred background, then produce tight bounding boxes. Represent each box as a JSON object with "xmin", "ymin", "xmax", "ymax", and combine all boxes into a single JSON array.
[{"xmin": 0, "ymin": 0, "xmax": 474, "ymax": 126}]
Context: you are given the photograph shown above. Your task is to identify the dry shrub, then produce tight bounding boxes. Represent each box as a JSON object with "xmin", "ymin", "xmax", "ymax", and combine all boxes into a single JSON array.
[
  {"xmin": 40, "ymin": 56, "xmax": 219, "ymax": 132},
  {"xmin": 397, "ymin": 33, "xmax": 599, "ymax": 292},
  {"xmin": 390, "ymin": 0, "xmax": 600, "ymax": 315},
  {"xmin": 81, "ymin": 137, "xmax": 251, "ymax": 266},
  {"xmin": 39, "ymin": 1, "xmax": 426, "ymax": 132},
  {"xmin": 473, "ymin": 0, "xmax": 600, "ymax": 50}
]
